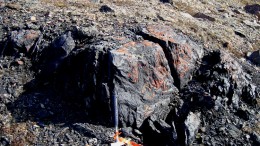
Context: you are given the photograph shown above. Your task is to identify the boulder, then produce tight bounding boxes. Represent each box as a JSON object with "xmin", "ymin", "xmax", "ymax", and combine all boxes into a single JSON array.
[
  {"xmin": 99, "ymin": 5, "xmax": 114, "ymax": 13},
  {"xmin": 244, "ymin": 4, "xmax": 260, "ymax": 15},
  {"xmin": 58, "ymin": 36, "xmax": 179, "ymax": 128},
  {"xmin": 110, "ymin": 40, "xmax": 178, "ymax": 128}
]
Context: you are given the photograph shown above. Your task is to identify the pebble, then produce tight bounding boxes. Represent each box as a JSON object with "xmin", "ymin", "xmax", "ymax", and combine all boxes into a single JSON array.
[
  {"xmin": 30, "ymin": 16, "xmax": 37, "ymax": 22},
  {"xmin": 6, "ymin": 3, "xmax": 22, "ymax": 10}
]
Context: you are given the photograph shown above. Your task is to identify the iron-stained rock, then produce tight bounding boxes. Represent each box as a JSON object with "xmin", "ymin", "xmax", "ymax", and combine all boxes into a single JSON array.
[
  {"xmin": 110, "ymin": 40, "xmax": 178, "ymax": 128},
  {"xmin": 139, "ymin": 24, "xmax": 204, "ymax": 89}
]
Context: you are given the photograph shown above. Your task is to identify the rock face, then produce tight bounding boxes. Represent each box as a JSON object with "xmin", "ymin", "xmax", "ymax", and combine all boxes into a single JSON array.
[
  {"xmin": 44, "ymin": 24, "xmax": 258, "ymax": 145},
  {"xmin": 2, "ymin": 21, "xmax": 259, "ymax": 145},
  {"xmin": 138, "ymin": 24, "xmax": 204, "ymax": 89}
]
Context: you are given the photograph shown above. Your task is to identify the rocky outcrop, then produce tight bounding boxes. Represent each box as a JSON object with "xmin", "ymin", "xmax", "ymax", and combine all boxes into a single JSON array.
[{"xmin": 2, "ymin": 22, "xmax": 259, "ymax": 146}]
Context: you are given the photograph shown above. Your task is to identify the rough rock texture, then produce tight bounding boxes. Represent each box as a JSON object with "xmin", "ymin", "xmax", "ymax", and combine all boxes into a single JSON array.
[
  {"xmin": 139, "ymin": 24, "xmax": 204, "ymax": 89},
  {"xmin": 10, "ymin": 29, "xmax": 40, "ymax": 54},
  {"xmin": 110, "ymin": 40, "xmax": 178, "ymax": 128}
]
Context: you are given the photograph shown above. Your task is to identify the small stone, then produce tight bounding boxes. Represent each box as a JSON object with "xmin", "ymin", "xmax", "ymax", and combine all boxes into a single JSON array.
[
  {"xmin": 6, "ymin": 3, "xmax": 22, "ymax": 10},
  {"xmin": 200, "ymin": 127, "xmax": 206, "ymax": 133},
  {"xmin": 160, "ymin": 0, "xmax": 174, "ymax": 5},
  {"xmin": 248, "ymin": 50, "xmax": 260, "ymax": 66},
  {"xmin": 193, "ymin": 12, "xmax": 216, "ymax": 21},
  {"xmin": 243, "ymin": 20, "xmax": 260, "ymax": 28},
  {"xmin": 40, "ymin": 104, "xmax": 45, "ymax": 108},
  {"xmin": 16, "ymin": 60, "xmax": 24, "ymax": 65},
  {"xmin": 88, "ymin": 138, "xmax": 98, "ymax": 145},
  {"xmin": 30, "ymin": 16, "xmax": 37, "ymax": 22},
  {"xmin": 133, "ymin": 129, "xmax": 142, "ymax": 135},
  {"xmin": 0, "ymin": 1, "xmax": 5, "ymax": 8},
  {"xmin": 10, "ymin": 29, "xmax": 40, "ymax": 53},
  {"xmin": 99, "ymin": 5, "xmax": 114, "ymax": 13},
  {"xmin": 223, "ymin": 13, "xmax": 229, "ymax": 18}
]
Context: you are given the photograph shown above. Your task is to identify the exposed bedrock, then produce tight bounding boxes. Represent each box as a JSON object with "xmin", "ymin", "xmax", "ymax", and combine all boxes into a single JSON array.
[{"xmin": 6, "ymin": 23, "xmax": 259, "ymax": 145}]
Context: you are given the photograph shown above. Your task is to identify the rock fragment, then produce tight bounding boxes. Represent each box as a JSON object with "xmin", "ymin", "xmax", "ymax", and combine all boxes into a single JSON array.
[
  {"xmin": 248, "ymin": 50, "xmax": 260, "ymax": 66},
  {"xmin": 99, "ymin": 5, "xmax": 114, "ymax": 13},
  {"xmin": 244, "ymin": 4, "xmax": 260, "ymax": 15},
  {"xmin": 10, "ymin": 29, "xmax": 40, "ymax": 53},
  {"xmin": 193, "ymin": 13, "xmax": 216, "ymax": 21},
  {"xmin": 160, "ymin": 0, "xmax": 174, "ymax": 5},
  {"xmin": 184, "ymin": 112, "xmax": 201, "ymax": 145}
]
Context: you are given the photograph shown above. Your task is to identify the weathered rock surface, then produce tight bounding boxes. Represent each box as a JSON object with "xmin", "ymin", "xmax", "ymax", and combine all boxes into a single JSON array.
[
  {"xmin": 110, "ymin": 40, "xmax": 178, "ymax": 128},
  {"xmin": 138, "ymin": 24, "xmax": 204, "ymax": 89}
]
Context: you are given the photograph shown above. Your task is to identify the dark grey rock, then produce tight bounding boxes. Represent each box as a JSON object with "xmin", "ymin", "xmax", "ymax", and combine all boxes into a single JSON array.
[
  {"xmin": 248, "ymin": 50, "xmax": 260, "ymax": 66},
  {"xmin": 51, "ymin": 31, "xmax": 75, "ymax": 57},
  {"xmin": 251, "ymin": 132, "xmax": 260, "ymax": 145},
  {"xmin": 142, "ymin": 118, "xmax": 178, "ymax": 146},
  {"xmin": 235, "ymin": 108, "xmax": 250, "ymax": 121},
  {"xmin": 160, "ymin": 0, "xmax": 174, "ymax": 5},
  {"xmin": 0, "ymin": 136, "xmax": 10, "ymax": 146},
  {"xmin": 244, "ymin": 4, "xmax": 260, "ymax": 15},
  {"xmin": 242, "ymin": 84, "xmax": 257, "ymax": 105},
  {"xmin": 99, "ymin": 5, "xmax": 114, "ymax": 13},
  {"xmin": 38, "ymin": 31, "xmax": 75, "ymax": 78},
  {"xmin": 193, "ymin": 13, "xmax": 216, "ymax": 21}
]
